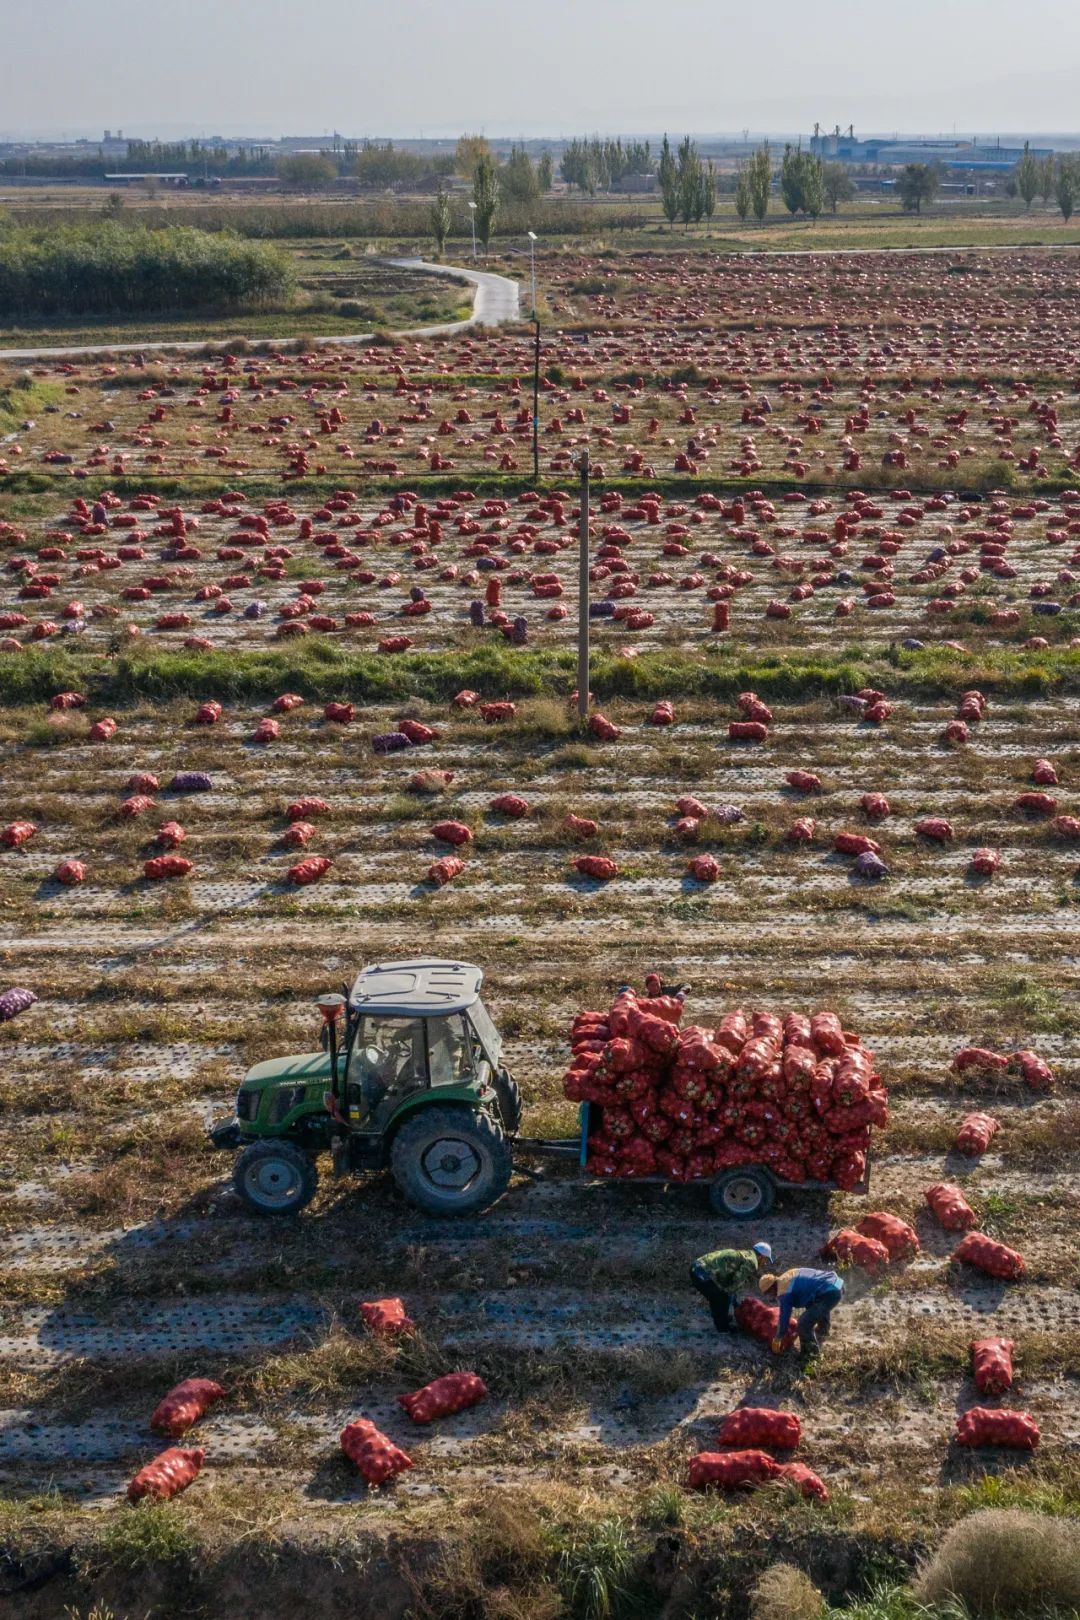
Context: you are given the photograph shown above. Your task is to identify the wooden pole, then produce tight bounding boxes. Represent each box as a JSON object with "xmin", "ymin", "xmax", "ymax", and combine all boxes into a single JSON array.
[
  {"xmin": 532, "ymin": 318, "xmax": 540, "ymax": 484},
  {"xmin": 577, "ymin": 448, "xmax": 590, "ymax": 722}
]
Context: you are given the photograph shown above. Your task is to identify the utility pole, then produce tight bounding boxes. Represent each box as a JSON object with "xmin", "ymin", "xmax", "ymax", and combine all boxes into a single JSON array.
[
  {"xmin": 577, "ymin": 449, "xmax": 590, "ymax": 722},
  {"xmin": 528, "ymin": 231, "xmax": 540, "ymax": 484}
]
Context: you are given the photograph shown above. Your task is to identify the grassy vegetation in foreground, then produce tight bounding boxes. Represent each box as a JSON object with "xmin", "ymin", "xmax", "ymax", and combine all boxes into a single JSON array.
[{"xmin": 0, "ymin": 639, "xmax": 1077, "ymax": 710}]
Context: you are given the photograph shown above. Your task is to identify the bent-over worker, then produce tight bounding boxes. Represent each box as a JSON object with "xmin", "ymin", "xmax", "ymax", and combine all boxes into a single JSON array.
[
  {"xmin": 690, "ymin": 1241, "xmax": 773, "ymax": 1333},
  {"xmin": 760, "ymin": 1267, "xmax": 845, "ymax": 1355}
]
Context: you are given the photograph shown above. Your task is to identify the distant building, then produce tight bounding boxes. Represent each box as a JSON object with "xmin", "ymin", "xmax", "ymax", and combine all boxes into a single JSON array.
[
  {"xmin": 809, "ymin": 128, "xmax": 1053, "ymax": 171},
  {"xmin": 104, "ymin": 172, "xmax": 189, "ymax": 186}
]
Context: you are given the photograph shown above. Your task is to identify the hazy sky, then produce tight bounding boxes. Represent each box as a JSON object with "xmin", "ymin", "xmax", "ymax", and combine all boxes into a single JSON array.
[{"xmin": 4, "ymin": 0, "xmax": 1080, "ymax": 141}]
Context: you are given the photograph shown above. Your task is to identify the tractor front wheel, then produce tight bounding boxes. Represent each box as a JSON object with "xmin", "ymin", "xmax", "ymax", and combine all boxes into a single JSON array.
[
  {"xmin": 233, "ymin": 1139, "xmax": 318, "ymax": 1216},
  {"xmin": 391, "ymin": 1105, "xmax": 511, "ymax": 1217}
]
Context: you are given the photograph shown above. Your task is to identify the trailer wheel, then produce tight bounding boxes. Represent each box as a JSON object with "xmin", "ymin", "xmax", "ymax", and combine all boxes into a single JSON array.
[
  {"xmin": 709, "ymin": 1167, "xmax": 775, "ymax": 1220},
  {"xmin": 391, "ymin": 1104, "xmax": 511, "ymax": 1216}
]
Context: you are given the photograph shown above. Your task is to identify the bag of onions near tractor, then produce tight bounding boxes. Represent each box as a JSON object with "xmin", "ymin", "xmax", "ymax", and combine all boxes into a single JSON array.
[
  {"xmin": 1031, "ymin": 758, "xmax": 1058, "ymax": 785},
  {"xmin": 271, "ymin": 693, "xmax": 304, "ymax": 713},
  {"xmin": 729, "ymin": 720, "xmax": 768, "ymax": 742},
  {"xmin": 775, "ymin": 1461, "xmax": 829, "ymax": 1502},
  {"xmin": 156, "ymin": 821, "xmax": 185, "ymax": 848},
  {"xmin": 360, "ymin": 1298, "xmax": 415, "ymax": 1337},
  {"xmin": 410, "ymin": 769, "xmax": 454, "ymax": 794},
  {"xmin": 926, "ymin": 1183, "xmax": 977, "ymax": 1231},
  {"xmin": 324, "ymin": 701, "xmax": 355, "ymax": 724},
  {"xmin": 150, "ymin": 1378, "xmax": 227, "ymax": 1438},
  {"xmin": 650, "ymin": 701, "xmax": 675, "ymax": 726},
  {"xmin": 953, "ymin": 1232, "xmax": 1025, "ymax": 1280},
  {"xmin": 955, "ymin": 1408, "xmax": 1039, "ymax": 1450},
  {"xmin": 339, "ymin": 1419, "xmax": 413, "ymax": 1486},
  {"xmin": 372, "ymin": 731, "xmax": 412, "ymax": 755},
  {"xmin": 588, "ymin": 712, "xmax": 621, "ymax": 741},
  {"xmin": 915, "ymin": 817, "xmax": 953, "ymax": 843},
  {"xmin": 398, "ymin": 1372, "xmax": 487, "ymax": 1424},
  {"xmin": 90, "ymin": 717, "xmax": 118, "ymax": 742},
  {"xmin": 194, "ymin": 700, "xmax": 222, "ymax": 726},
  {"xmin": 564, "ymin": 812, "xmax": 598, "ymax": 839},
  {"xmin": 821, "ymin": 1228, "xmax": 890, "ymax": 1272},
  {"xmin": 144, "ymin": 855, "xmax": 193, "ymax": 881},
  {"xmin": 956, "ymin": 1112, "xmax": 999, "ymax": 1156},
  {"xmin": 253, "ymin": 718, "xmax": 279, "ymax": 743},
  {"xmin": 856, "ymin": 1212, "xmax": 920, "ymax": 1259},
  {"xmin": 288, "ymin": 855, "xmax": 331, "ymax": 886},
  {"xmin": 428, "ymin": 855, "xmax": 465, "ymax": 887},
  {"xmin": 688, "ymin": 853, "xmax": 720, "ymax": 883},
  {"xmin": 169, "ymin": 772, "xmax": 212, "ymax": 793},
  {"xmin": 971, "ymin": 1337, "xmax": 1015, "ymax": 1395},
  {"xmin": 1014, "ymin": 1049, "xmax": 1054, "ymax": 1091},
  {"xmin": 717, "ymin": 1408, "xmax": 801, "ymax": 1450},
  {"xmin": 128, "ymin": 1446, "xmax": 204, "ymax": 1502},
  {"xmin": 54, "ymin": 859, "xmax": 86, "ymax": 886},
  {"xmin": 786, "ymin": 770, "xmax": 821, "ymax": 794},
  {"xmin": 970, "ymin": 848, "xmax": 1001, "ymax": 876},
  {"xmin": 688, "ymin": 1449, "xmax": 781, "ymax": 1491},
  {"xmin": 0, "ymin": 988, "xmax": 37, "ymax": 1023},
  {"xmin": 736, "ymin": 1296, "xmax": 797, "ymax": 1349}
]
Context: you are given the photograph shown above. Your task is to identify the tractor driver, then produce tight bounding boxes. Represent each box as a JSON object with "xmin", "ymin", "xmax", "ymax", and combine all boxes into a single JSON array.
[{"xmin": 352, "ymin": 1017, "xmax": 423, "ymax": 1116}]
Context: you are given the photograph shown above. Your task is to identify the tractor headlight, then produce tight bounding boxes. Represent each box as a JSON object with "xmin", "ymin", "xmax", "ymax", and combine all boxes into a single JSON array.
[{"xmin": 270, "ymin": 1085, "xmax": 307, "ymax": 1124}]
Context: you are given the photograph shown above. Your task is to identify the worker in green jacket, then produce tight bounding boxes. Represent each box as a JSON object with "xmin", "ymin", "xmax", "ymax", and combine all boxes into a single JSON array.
[{"xmin": 690, "ymin": 1241, "xmax": 774, "ymax": 1333}]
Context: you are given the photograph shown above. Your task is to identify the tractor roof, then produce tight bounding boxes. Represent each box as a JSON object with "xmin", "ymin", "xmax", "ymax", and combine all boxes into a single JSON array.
[{"xmin": 350, "ymin": 958, "xmax": 483, "ymax": 1017}]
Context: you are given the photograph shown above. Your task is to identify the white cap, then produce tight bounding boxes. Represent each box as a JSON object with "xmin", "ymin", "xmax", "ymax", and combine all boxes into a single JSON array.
[{"xmin": 752, "ymin": 1242, "xmax": 774, "ymax": 1262}]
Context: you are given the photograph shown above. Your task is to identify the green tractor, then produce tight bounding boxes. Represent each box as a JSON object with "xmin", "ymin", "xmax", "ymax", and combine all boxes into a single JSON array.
[{"xmin": 210, "ymin": 959, "xmax": 522, "ymax": 1218}]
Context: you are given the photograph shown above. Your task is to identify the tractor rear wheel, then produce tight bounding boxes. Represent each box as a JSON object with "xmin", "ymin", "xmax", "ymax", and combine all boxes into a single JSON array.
[
  {"xmin": 391, "ymin": 1104, "xmax": 511, "ymax": 1216},
  {"xmin": 492, "ymin": 1067, "xmax": 523, "ymax": 1136},
  {"xmin": 234, "ymin": 1139, "xmax": 318, "ymax": 1216}
]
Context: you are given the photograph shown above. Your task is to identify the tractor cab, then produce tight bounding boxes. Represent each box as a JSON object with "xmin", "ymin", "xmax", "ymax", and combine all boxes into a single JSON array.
[
  {"xmin": 343, "ymin": 960, "xmax": 503, "ymax": 1129},
  {"xmin": 214, "ymin": 958, "xmax": 520, "ymax": 1218}
]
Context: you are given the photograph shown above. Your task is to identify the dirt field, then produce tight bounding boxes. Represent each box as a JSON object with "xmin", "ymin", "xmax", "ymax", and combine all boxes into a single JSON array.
[{"xmin": 0, "ymin": 246, "xmax": 1077, "ymax": 1618}]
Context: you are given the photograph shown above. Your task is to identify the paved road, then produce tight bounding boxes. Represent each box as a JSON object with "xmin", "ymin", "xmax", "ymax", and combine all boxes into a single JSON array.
[{"xmin": 0, "ymin": 259, "xmax": 521, "ymax": 363}]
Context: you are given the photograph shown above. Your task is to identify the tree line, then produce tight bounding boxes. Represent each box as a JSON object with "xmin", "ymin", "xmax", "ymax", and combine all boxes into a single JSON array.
[{"xmin": 0, "ymin": 221, "xmax": 294, "ymax": 318}]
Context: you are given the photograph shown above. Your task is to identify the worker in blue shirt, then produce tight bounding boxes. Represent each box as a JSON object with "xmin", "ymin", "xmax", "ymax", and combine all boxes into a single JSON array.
[{"xmin": 760, "ymin": 1267, "xmax": 845, "ymax": 1355}]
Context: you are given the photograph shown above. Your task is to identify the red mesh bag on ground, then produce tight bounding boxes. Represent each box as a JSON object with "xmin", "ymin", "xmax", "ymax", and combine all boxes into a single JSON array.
[
  {"xmin": 564, "ymin": 812, "xmax": 598, "ymax": 838},
  {"xmin": 360, "ymin": 1298, "xmax": 415, "ymax": 1337},
  {"xmin": 288, "ymin": 856, "xmax": 331, "ymax": 885},
  {"xmin": 955, "ymin": 1408, "xmax": 1039, "ymax": 1450},
  {"xmin": 926, "ymin": 1183, "xmax": 977, "ymax": 1230},
  {"xmin": 1014, "ymin": 1049, "xmax": 1054, "ymax": 1091},
  {"xmin": 490, "ymin": 793, "xmax": 529, "ymax": 818},
  {"xmin": 786, "ymin": 770, "xmax": 821, "ymax": 793},
  {"xmin": 915, "ymin": 817, "xmax": 953, "ymax": 842},
  {"xmin": 1031, "ymin": 758, "xmax": 1058, "ymax": 785},
  {"xmin": 144, "ymin": 855, "xmax": 193, "ymax": 880},
  {"xmin": 398, "ymin": 1372, "xmax": 487, "ymax": 1423},
  {"xmin": 340, "ymin": 1418, "xmax": 413, "ymax": 1484},
  {"xmin": 430, "ymin": 820, "xmax": 472, "ymax": 846},
  {"xmin": 729, "ymin": 720, "xmax": 768, "ymax": 741},
  {"xmin": 860, "ymin": 792, "xmax": 891, "ymax": 819},
  {"xmin": 834, "ymin": 831, "xmax": 880, "ymax": 856},
  {"xmin": 287, "ymin": 797, "xmax": 329, "ymax": 820},
  {"xmin": 324, "ymin": 701, "xmax": 355, "ymax": 723},
  {"xmin": 194, "ymin": 701, "xmax": 222, "ymax": 725},
  {"xmin": 735, "ymin": 1296, "xmax": 797, "ymax": 1348},
  {"xmin": 821, "ymin": 1228, "xmax": 889, "ymax": 1271},
  {"xmin": 398, "ymin": 719, "xmax": 437, "ymax": 745},
  {"xmin": 128, "ymin": 1445, "xmax": 205, "ymax": 1501},
  {"xmin": 1, "ymin": 821, "xmax": 36, "ymax": 848},
  {"xmin": 855, "ymin": 1212, "xmax": 920, "ymax": 1259},
  {"xmin": 787, "ymin": 816, "xmax": 816, "ymax": 842},
  {"xmin": 271, "ymin": 693, "xmax": 305, "ymax": 713},
  {"xmin": 588, "ymin": 712, "xmax": 621, "ymax": 741},
  {"xmin": 717, "ymin": 1408, "xmax": 801, "ymax": 1450},
  {"xmin": 410, "ymin": 768, "xmax": 454, "ymax": 794},
  {"xmin": 253, "ymin": 719, "xmax": 279, "ymax": 742},
  {"xmin": 428, "ymin": 855, "xmax": 465, "ymax": 886},
  {"xmin": 156, "ymin": 821, "xmax": 185, "ymax": 848},
  {"xmin": 970, "ymin": 848, "xmax": 1001, "ymax": 876},
  {"xmin": 971, "ymin": 1337, "xmax": 1015, "ymax": 1395},
  {"xmin": 150, "ymin": 1378, "xmax": 227, "ymax": 1438},
  {"xmin": 54, "ymin": 859, "xmax": 86, "ymax": 886},
  {"xmin": 688, "ymin": 853, "xmax": 720, "ymax": 883},
  {"xmin": 480, "ymin": 701, "xmax": 516, "ymax": 723},
  {"xmin": 775, "ymin": 1461, "xmax": 829, "ymax": 1502},
  {"xmin": 953, "ymin": 1232, "xmax": 1025, "ymax": 1280},
  {"xmin": 956, "ymin": 1112, "xmax": 999, "ymax": 1156},
  {"xmin": 688, "ymin": 1449, "xmax": 781, "ymax": 1490},
  {"xmin": 953, "ymin": 1047, "xmax": 1009, "ymax": 1073},
  {"xmin": 575, "ymin": 855, "xmax": 618, "ymax": 880}
]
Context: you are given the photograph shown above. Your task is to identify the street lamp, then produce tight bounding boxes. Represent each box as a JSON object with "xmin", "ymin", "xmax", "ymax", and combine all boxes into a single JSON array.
[
  {"xmin": 467, "ymin": 200, "xmax": 477, "ymax": 261},
  {"xmin": 528, "ymin": 231, "xmax": 540, "ymax": 482}
]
